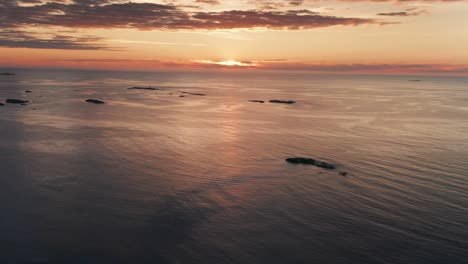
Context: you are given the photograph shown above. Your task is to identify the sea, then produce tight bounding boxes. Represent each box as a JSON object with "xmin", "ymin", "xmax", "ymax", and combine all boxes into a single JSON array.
[{"xmin": 0, "ymin": 69, "xmax": 467, "ymax": 264}]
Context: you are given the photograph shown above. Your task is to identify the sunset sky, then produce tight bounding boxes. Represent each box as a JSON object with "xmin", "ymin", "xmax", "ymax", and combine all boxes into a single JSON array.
[{"xmin": 1, "ymin": 0, "xmax": 468, "ymax": 74}]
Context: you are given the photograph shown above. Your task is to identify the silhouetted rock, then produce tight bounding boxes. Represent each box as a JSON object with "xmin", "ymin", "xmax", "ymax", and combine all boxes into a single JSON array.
[
  {"xmin": 0, "ymin": 103, "xmax": 4, "ymax": 106},
  {"xmin": 181, "ymin": 92, "xmax": 206, "ymax": 96},
  {"xmin": 25, "ymin": 90, "xmax": 32, "ymax": 93},
  {"xmin": 128, "ymin": 87, "xmax": 159, "ymax": 90},
  {"xmin": 269, "ymin": 100, "xmax": 296, "ymax": 104},
  {"xmin": 249, "ymin": 100, "xmax": 265, "ymax": 103},
  {"xmin": 0, "ymin": 73, "xmax": 15, "ymax": 75},
  {"xmin": 339, "ymin": 172, "xmax": 348, "ymax": 176},
  {"xmin": 85, "ymin": 99, "xmax": 105, "ymax": 104},
  {"xmin": 6, "ymin": 99, "xmax": 29, "ymax": 104},
  {"xmin": 179, "ymin": 95, "xmax": 185, "ymax": 97},
  {"xmin": 286, "ymin": 157, "xmax": 336, "ymax": 169}
]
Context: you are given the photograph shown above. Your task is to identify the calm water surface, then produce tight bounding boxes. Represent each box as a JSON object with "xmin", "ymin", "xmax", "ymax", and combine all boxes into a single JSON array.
[{"xmin": 0, "ymin": 69, "xmax": 467, "ymax": 263}]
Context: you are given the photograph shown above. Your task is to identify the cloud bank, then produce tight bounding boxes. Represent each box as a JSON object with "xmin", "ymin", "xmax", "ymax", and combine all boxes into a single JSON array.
[{"xmin": 0, "ymin": 1, "xmax": 377, "ymax": 30}]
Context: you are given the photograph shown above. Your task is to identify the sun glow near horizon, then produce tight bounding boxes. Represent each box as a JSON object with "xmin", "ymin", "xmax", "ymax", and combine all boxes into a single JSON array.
[{"xmin": 195, "ymin": 60, "xmax": 258, "ymax": 67}]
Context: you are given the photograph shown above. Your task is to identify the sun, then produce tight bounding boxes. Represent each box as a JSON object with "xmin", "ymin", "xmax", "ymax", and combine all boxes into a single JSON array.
[
  {"xmin": 217, "ymin": 60, "xmax": 251, "ymax": 66},
  {"xmin": 196, "ymin": 60, "xmax": 257, "ymax": 67}
]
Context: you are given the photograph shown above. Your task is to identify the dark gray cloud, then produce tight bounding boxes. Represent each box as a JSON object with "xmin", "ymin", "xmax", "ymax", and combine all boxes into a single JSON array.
[
  {"xmin": 0, "ymin": 0, "xmax": 392, "ymax": 51},
  {"xmin": 289, "ymin": 0, "xmax": 304, "ymax": 6},
  {"xmin": 377, "ymin": 9, "xmax": 427, "ymax": 16},
  {"xmin": 0, "ymin": 1, "xmax": 377, "ymax": 30},
  {"xmin": 17, "ymin": 0, "xmax": 43, "ymax": 4},
  {"xmin": 194, "ymin": 0, "xmax": 220, "ymax": 5},
  {"xmin": 0, "ymin": 29, "xmax": 115, "ymax": 49}
]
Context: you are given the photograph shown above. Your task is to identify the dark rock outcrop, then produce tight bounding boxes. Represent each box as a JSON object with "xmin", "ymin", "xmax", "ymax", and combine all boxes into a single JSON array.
[
  {"xmin": 286, "ymin": 157, "xmax": 336, "ymax": 170},
  {"xmin": 6, "ymin": 99, "xmax": 29, "ymax": 104},
  {"xmin": 269, "ymin": 100, "xmax": 296, "ymax": 104},
  {"xmin": 0, "ymin": 103, "xmax": 4, "ymax": 106},
  {"xmin": 181, "ymin": 92, "xmax": 206, "ymax": 96},
  {"xmin": 128, "ymin": 87, "xmax": 159, "ymax": 90},
  {"xmin": 249, "ymin": 100, "xmax": 265, "ymax": 103},
  {"xmin": 339, "ymin": 172, "xmax": 348, "ymax": 176},
  {"xmin": 25, "ymin": 90, "xmax": 32, "ymax": 93},
  {"xmin": 0, "ymin": 73, "xmax": 15, "ymax": 75},
  {"xmin": 85, "ymin": 99, "xmax": 105, "ymax": 104}
]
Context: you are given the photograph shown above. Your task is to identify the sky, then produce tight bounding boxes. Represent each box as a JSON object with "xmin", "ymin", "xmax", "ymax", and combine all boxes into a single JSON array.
[{"xmin": 1, "ymin": 0, "xmax": 468, "ymax": 75}]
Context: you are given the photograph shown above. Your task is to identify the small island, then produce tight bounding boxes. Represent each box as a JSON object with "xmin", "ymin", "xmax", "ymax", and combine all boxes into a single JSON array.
[
  {"xmin": 85, "ymin": 99, "xmax": 105, "ymax": 104},
  {"xmin": 6, "ymin": 99, "xmax": 29, "ymax": 104},
  {"xmin": 180, "ymin": 92, "xmax": 206, "ymax": 96},
  {"xmin": 286, "ymin": 157, "xmax": 336, "ymax": 170},
  {"xmin": 128, "ymin": 87, "xmax": 159, "ymax": 90},
  {"xmin": 269, "ymin": 100, "xmax": 296, "ymax": 104}
]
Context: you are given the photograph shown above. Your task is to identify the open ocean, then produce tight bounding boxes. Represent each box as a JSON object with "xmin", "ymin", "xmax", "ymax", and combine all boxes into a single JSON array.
[{"xmin": 0, "ymin": 69, "xmax": 467, "ymax": 264}]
